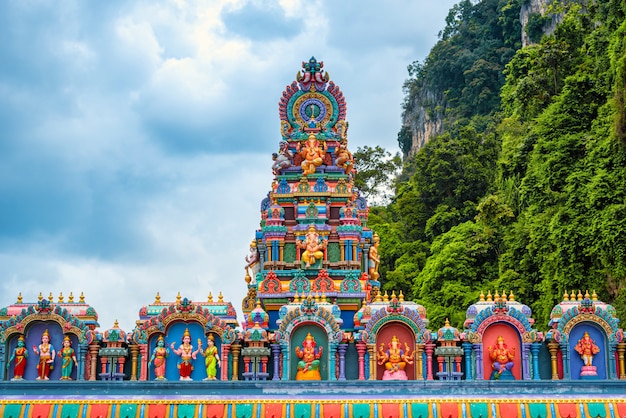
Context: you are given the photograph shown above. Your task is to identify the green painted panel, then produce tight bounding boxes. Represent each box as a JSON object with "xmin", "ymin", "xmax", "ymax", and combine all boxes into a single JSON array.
[
  {"xmin": 410, "ymin": 403, "xmax": 430, "ymax": 418},
  {"xmin": 469, "ymin": 402, "xmax": 489, "ymax": 418},
  {"xmin": 528, "ymin": 403, "xmax": 548, "ymax": 418},
  {"xmin": 293, "ymin": 404, "xmax": 312, "ymax": 418},
  {"xmin": 352, "ymin": 404, "xmax": 370, "ymax": 418},
  {"xmin": 58, "ymin": 404, "xmax": 80, "ymax": 418},
  {"xmin": 235, "ymin": 404, "xmax": 253, "ymax": 418},
  {"xmin": 117, "ymin": 404, "xmax": 138, "ymax": 418},
  {"xmin": 2, "ymin": 405, "xmax": 23, "ymax": 418},
  {"xmin": 587, "ymin": 403, "xmax": 607, "ymax": 418},
  {"xmin": 177, "ymin": 404, "xmax": 197, "ymax": 418}
]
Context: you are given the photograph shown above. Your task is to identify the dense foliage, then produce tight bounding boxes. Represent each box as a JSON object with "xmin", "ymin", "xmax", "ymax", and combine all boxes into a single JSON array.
[{"xmin": 370, "ymin": 0, "xmax": 626, "ymax": 330}]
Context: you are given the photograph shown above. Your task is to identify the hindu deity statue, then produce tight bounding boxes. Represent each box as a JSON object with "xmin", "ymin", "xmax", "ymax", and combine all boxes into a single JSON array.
[
  {"xmin": 170, "ymin": 328, "xmax": 202, "ymax": 381},
  {"xmin": 33, "ymin": 329, "xmax": 56, "ymax": 380},
  {"xmin": 298, "ymin": 225, "xmax": 327, "ymax": 268},
  {"xmin": 295, "ymin": 332, "xmax": 324, "ymax": 380},
  {"xmin": 8, "ymin": 335, "xmax": 28, "ymax": 380},
  {"xmin": 488, "ymin": 335, "xmax": 516, "ymax": 379},
  {"xmin": 368, "ymin": 233, "xmax": 380, "ymax": 281},
  {"xmin": 297, "ymin": 133, "xmax": 325, "ymax": 175},
  {"xmin": 377, "ymin": 335, "xmax": 414, "ymax": 380},
  {"xmin": 148, "ymin": 335, "xmax": 169, "ymax": 380},
  {"xmin": 245, "ymin": 241, "xmax": 261, "ymax": 284},
  {"xmin": 575, "ymin": 332, "xmax": 601, "ymax": 368},
  {"xmin": 334, "ymin": 138, "xmax": 353, "ymax": 174},
  {"xmin": 201, "ymin": 334, "xmax": 221, "ymax": 380},
  {"xmin": 272, "ymin": 140, "xmax": 294, "ymax": 175},
  {"xmin": 58, "ymin": 335, "xmax": 78, "ymax": 380}
]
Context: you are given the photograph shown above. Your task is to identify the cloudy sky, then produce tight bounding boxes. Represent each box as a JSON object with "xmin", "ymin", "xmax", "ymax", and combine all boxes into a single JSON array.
[{"xmin": 0, "ymin": 0, "xmax": 457, "ymax": 332}]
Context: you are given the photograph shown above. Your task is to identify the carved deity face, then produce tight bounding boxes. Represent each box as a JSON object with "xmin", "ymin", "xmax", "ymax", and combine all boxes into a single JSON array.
[
  {"xmin": 183, "ymin": 335, "xmax": 191, "ymax": 345},
  {"xmin": 17, "ymin": 339, "xmax": 25, "ymax": 348},
  {"xmin": 157, "ymin": 339, "xmax": 164, "ymax": 347},
  {"xmin": 63, "ymin": 339, "xmax": 71, "ymax": 348},
  {"xmin": 207, "ymin": 338, "xmax": 214, "ymax": 347},
  {"xmin": 42, "ymin": 334, "xmax": 49, "ymax": 344}
]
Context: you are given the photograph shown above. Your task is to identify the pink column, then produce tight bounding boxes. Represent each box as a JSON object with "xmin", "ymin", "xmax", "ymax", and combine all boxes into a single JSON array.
[
  {"xmin": 356, "ymin": 342, "xmax": 367, "ymax": 380},
  {"xmin": 425, "ymin": 343, "xmax": 435, "ymax": 381},
  {"xmin": 221, "ymin": 345, "xmax": 231, "ymax": 381}
]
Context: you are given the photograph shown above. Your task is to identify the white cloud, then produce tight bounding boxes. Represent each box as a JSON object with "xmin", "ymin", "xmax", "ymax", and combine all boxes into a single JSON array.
[{"xmin": 0, "ymin": 0, "xmax": 458, "ymax": 332}]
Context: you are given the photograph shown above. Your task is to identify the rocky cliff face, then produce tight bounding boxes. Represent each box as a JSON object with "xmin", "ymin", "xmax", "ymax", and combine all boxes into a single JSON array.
[
  {"xmin": 402, "ymin": 88, "xmax": 445, "ymax": 158},
  {"xmin": 401, "ymin": 0, "xmax": 563, "ymax": 157},
  {"xmin": 520, "ymin": 0, "xmax": 561, "ymax": 47}
]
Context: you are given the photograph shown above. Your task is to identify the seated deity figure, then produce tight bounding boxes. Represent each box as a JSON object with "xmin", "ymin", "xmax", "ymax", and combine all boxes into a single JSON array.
[
  {"xmin": 298, "ymin": 225, "xmax": 327, "ymax": 268},
  {"xmin": 295, "ymin": 333, "xmax": 324, "ymax": 380},
  {"xmin": 377, "ymin": 335, "xmax": 414, "ymax": 380},
  {"xmin": 148, "ymin": 335, "xmax": 169, "ymax": 380},
  {"xmin": 574, "ymin": 332, "xmax": 601, "ymax": 367},
  {"xmin": 58, "ymin": 335, "xmax": 78, "ymax": 380},
  {"xmin": 8, "ymin": 335, "xmax": 28, "ymax": 380},
  {"xmin": 33, "ymin": 329, "xmax": 56, "ymax": 380},
  {"xmin": 170, "ymin": 329, "xmax": 202, "ymax": 381},
  {"xmin": 298, "ymin": 133, "xmax": 325, "ymax": 175},
  {"xmin": 488, "ymin": 335, "xmax": 516, "ymax": 379},
  {"xmin": 334, "ymin": 138, "xmax": 354, "ymax": 173},
  {"xmin": 272, "ymin": 140, "xmax": 293, "ymax": 175}
]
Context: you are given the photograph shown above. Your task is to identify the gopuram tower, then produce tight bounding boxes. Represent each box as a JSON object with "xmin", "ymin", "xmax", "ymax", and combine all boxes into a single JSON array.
[{"xmin": 241, "ymin": 57, "xmax": 381, "ymax": 381}]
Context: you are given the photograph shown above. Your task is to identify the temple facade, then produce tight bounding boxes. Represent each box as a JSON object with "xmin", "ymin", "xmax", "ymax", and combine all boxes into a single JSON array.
[{"xmin": 1, "ymin": 58, "xmax": 625, "ymax": 417}]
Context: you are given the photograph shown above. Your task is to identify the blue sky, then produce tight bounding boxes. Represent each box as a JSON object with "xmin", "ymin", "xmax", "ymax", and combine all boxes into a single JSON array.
[{"xmin": 0, "ymin": 0, "xmax": 458, "ymax": 332}]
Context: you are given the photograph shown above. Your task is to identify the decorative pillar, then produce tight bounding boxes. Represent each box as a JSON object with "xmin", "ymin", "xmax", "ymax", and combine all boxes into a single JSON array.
[
  {"xmin": 547, "ymin": 341, "xmax": 560, "ymax": 380},
  {"xmin": 425, "ymin": 343, "xmax": 435, "ymax": 380},
  {"xmin": 77, "ymin": 343, "xmax": 88, "ymax": 381},
  {"xmin": 88, "ymin": 344, "xmax": 100, "ymax": 381},
  {"xmin": 560, "ymin": 342, "xmax": 570, "ymax": 379},
  {"xmin": 337, "ymin": 343, "xmax": 348, "ymax": 381},
  {"xmin": 0, "ymin": 344, "xmax": 6, "ymax": 381},
  {"xmin": 473, "ymin": 344, "xmax": 483, "ymax": 380},
  {"xmin": 367, "ymin": 344, "xmax": 376, "ymax": 380},
  {"xmin": 261, "ymin": 357, "xmax": 269, "ymax": 379},
  {"xmin": 356, "ymin": 341, "xmax": 367, "ymax": 380},
  {"xmin": 522, "ymin": 343, "xmax": 531, "ymax": 380},
  {"xmin": 340, "ymin": 241, "xmax": 345, "ymax": 262},
  {"xmin": 129, "ymin": 345, "xmax": 139, "ymax": 381},
  {"xmin": 221, "ymin": 344, "xmax": 232, "ymax": 381},
  {"xmin": 230, "ymin": 343, "xmax": 241, "ymax": 381},
  {"xmin": 462, "ymin": 343, "xmax": 473, "ymax": 380},
  {"xmin": 608, "ymin": 345, "xmax": 618, "ymax": 380},
  {"xmin": 271, "ymin": 344, "xmax": 282, "ymax": 380},
  {"xmin": 617, "ymin": 342, "xmax": 626, "ymax": 380},
  {"xmin": 329, "ymin": 343, "xmax": 338, "ymax": 381},
  {"xmin": 281, "ymin": 343, "xmax": 289, "ymax": 381},
  {"xmin": 531, "ymin": 342, "xmax": 541, "ymax": 380},
  {"xmin": 279, "ymin": 242, "xmax": 284, "ymax": 262},
  {"xmin": 139, "ymin": 345, "xmax": 148, "ymax": 381}
]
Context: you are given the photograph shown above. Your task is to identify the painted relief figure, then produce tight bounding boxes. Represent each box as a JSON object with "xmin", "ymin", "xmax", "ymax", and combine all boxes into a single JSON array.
[
  {"xmin": 170, "ymin": 328, "xmax": 202, "ymax": 381},
  {"xmin": 201, "ymin": 334, "xmax": 221, "ymax": 380},
  {"xmin": 295, "ymin": 333, "xmax": 323, "ymax": 380},
  {"xmin": 377, "ymin": 335, "xmax": 414, "ymax": 380},
  {"xmin": 148, "ymin": 335, "xmax": 169, "ymax": 380},
  {"xmin": 488, "ymin": 335, "xmax": 515, "ymax": 380},
  {"xmin": 7, "ymin": 335, "xmax": 28, "ymax": 380},
  {"xmin": 58, "ymin": 335, "xmax": 78, "ymax": 380},
  {"xmin": 33, "ymin": 329, "xmax": 56, "ymax": 380}
]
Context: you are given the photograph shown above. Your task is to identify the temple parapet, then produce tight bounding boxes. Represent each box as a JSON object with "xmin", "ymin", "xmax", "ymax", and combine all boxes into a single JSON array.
[
  {"xmin": 462, "ymin": 290, "xmax": 543, "ymax": 380},
  {"xmin": 0, "ymin": 292, "xmax": 98, "ymax": 381},
  {"xmin": 546, "ymin": 290, "xmax": 625, "ymax": 380}
]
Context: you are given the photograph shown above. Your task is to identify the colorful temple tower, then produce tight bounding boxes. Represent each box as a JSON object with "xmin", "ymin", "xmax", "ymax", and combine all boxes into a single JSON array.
[{"xmin": 240, "ymin": 57, "xmax": 436, "ymax": 381}]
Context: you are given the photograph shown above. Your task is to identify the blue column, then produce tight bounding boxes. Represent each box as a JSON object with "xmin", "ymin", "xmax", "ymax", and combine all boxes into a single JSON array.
[
  {"xmin": 78, "ymin": 343, "xmax": 88, "ymax": 381},
  {"xmin": 609, "ymin": 344, "xmax": 617, "ymax": 379},
  {"xmin": 271, "ymin": 344, "xmax": 281, "ymax": 380},
  {"xmin": 473, "ymin": 343, "xmax": 483, "ymax": 380},
  {"xmin": 531, "ymin": 342, "xmax": 541, "ymax": 380},
  {"xmin": 0, "ymin": 343, "xmax": 5, "ymax": 381},
  {"xmin": 329, "ymin": 343, "xmax": 337, "ymax": 381},
  {"xmin": 560, "ymin": 341, "xmax": 570, "ymax": 379},
  {"xmin": 337, "ymin": 344, "xmax": 348, "ymax": 380},
  {"xmin": 522, "ymin": 343, "xmax": 531, "ymax": 380},
  {"xmin": 281, "ymin": 343, "xmax": 289, "ymax": 380},
  {"xmin": 462, "ymin": 343, "xmax": 473, "ymax": 380}
]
